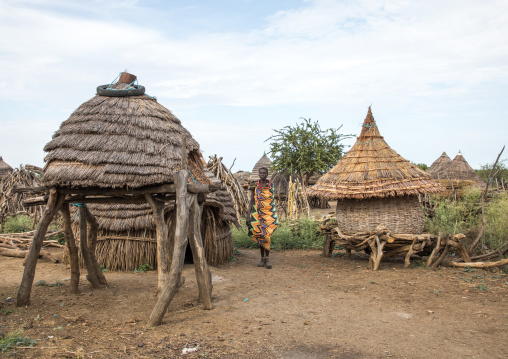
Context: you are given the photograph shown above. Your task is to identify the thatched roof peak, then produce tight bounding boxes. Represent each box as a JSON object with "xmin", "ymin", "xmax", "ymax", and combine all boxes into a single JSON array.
[
  {"xmin": 249, "ymin": 154, "xmax": 273, "ymax": 182},
  {"xmin": 447, "ymin": 152, "xmax": 484, "ymax": 182},
  {"xmin": 307, "ymin": 108, "xmax": 444, "ymax": 199},
  {"xmin": 427, "ymin": 152, "xmax": 452, "ymax": 176},
  {"xmin": 42, "ymin": 75, "xmax": 207, "ymax": 189}
]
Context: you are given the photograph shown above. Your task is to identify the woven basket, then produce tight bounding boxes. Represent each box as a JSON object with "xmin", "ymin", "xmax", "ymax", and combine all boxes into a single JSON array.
[{"xmin": 336, "ymin": 195, "xmax": 424, "ymax": 234}]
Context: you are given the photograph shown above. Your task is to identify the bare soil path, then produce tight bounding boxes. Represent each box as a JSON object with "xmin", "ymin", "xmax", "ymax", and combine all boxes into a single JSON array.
[{"xmin": 1, "ymin": 248, "xmax": 507, "ymax": 358}]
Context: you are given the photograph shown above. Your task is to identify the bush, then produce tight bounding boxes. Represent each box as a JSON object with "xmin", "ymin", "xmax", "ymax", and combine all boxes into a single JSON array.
[
  {"xmin": 1, "ymin": 215, "xmax": 32, "ymax": 233},
  {"xmin": 425, "ymin": 188, "xmax": 508, "ymax": 252},
  {"xmin": 0, "ymin": 330, "xmax": 37, "ymax": 352},
  {"xmin": 232, "ymin": 217, "xmax": 323, "ymax": 250}
]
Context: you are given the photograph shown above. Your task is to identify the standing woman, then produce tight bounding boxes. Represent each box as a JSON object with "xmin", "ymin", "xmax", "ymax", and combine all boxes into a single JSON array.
[{"xmin": 246, "ymin": 167, "xmax": 278, "ymax": 269}]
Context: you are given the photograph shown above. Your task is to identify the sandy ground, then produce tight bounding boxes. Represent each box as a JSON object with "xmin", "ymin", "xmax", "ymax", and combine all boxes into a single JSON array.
[{"xmin": 1, "ymin": 246, "xmax": 507, "ymax": 359}]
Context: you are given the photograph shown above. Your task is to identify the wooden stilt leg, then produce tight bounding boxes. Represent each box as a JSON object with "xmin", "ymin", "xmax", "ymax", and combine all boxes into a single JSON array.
[
  {"xmin": 84, "ymin": 207, "xmax": 108, "ymax": 286},
  {"xmin": 78, "ymin": 206, "xmax": 102, "ymax": 289},
  {"xmin": 373, "ymin": 235, "xmax": 386, "ymax": 271},
  {"xmin": 148, "ymin": 170, "xmax": 190, "ymax": 327},
  {"xmin": 145, "ymin": 194, "xmax": 168, "ymax": 292},
  {"xmin": 188, "ymin": 194, "xmax": 213, "ymax": 309},
  {"xmin": 427, "ymin": 232, "xmax": 442, "ymax": 267},
  {"xmin": 404, "ymin": 238, "xmax": 418, "ymax": 269},
  {"xmin": 61, "ymin": 204, "xmax": 80, "ymax": 294},
  {"xmin": 17, "ymin": 189, "xmax": 64, "ymax": 307}
]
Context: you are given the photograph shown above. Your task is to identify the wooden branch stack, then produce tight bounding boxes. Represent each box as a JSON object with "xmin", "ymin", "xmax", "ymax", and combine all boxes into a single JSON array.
[
  {"xmin": 207, "ymin": 155, "xmax": 249, "ymax": 220},
  {"xmin": 277, "ymin": 176, "xmax": 310, "ymax": 219},
  {"xmin": 0, "ymin": 230, "xmax": 62, "ymax": 263},
  {"xmin": 319, "ymin": 217, "xmax": 469, "ymax": 270}
]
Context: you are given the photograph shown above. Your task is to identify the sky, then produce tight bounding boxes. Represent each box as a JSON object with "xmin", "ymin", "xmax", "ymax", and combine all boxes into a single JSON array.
[{"xmin": 1, "ymin": 0, "xmax": 507, "ymax": 173}]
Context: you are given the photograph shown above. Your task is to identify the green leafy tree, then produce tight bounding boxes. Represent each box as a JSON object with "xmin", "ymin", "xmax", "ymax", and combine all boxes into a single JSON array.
[
  {"xmin": 266, "ymin": 118, "xmax": 354, "ymax": 186},
  {"xmin": 412, "ymin": 162, "xmax": 428, "ymax": 171},
  {"xmin": 476, "ymin": 160, "xmax": 508, "ymax": 183}
]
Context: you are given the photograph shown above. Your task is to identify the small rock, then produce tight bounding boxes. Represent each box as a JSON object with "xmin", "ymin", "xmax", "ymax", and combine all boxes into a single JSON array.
[
  {"xmin": 304, "ymin": 321, "xmax": 310, "ymax": 325},
  {"xmin": 138, "ymin": 342, "xmax": 145, "ymax": 347}
]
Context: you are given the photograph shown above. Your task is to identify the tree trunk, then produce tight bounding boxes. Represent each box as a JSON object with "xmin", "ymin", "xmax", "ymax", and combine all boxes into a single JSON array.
[
  {"xmin": 145, "ymin": 194, "xmax": 168, "ymax": 292},
  {"xmin": 78, "ymin": 206, "xmax": 102, "ymax": 289}
]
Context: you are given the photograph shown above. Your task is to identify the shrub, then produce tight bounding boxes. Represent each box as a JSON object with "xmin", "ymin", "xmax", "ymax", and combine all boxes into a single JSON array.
[
  {"xmin": 232, "ymin": 217, "xmax": 323, "ymax": 250},
  {"xmin": 484, "ymin": 192, "xmax": 508, "ymax": 250},
  {"xmin": 2, "ymin": 215, "xmax": 32, "ymax": 233},
  {"xmin": 0, "ymin": 330, "xmax": 37, "ymax": 352}
]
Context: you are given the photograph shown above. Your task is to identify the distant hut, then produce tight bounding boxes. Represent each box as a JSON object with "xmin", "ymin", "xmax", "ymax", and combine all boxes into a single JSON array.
[
  {"xmin": 233, "ymin": 170, "xmax": 251, "ymax": 189},
  {"xmin": 0, "ymin": 157, "xmax": 13, "ymax": 179},
  {"xmin": 429, "ymin": 152, "xmax": 484, "ymax": 196},
  {"xmin": 427, "ymin": 152, "xmax": 452, "ymax": 178},
  {"xmin": 249, "ymin": 154, "xmax": 273, "ymax": 184},
  {"xmin": 308, "ymin": 107, "xmax": 443, "ymax": 234}
]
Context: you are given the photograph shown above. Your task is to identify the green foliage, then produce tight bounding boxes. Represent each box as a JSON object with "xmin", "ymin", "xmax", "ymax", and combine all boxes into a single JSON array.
[
  {"xmin": 476, "ymin": 160, "xmax": 508, "ymax": 183},
  {"xmin": 2, "ymin": 215, "xmax": 32, "ymax": 233},
  {"xmin": 134, "ymin": 263, "xmax": 153, "ymax": 273},
  {"xmin": 35, "ymin": 280, "xmax": 61, "ymax": 287},
  {"xmin": 484, "ymin": 192, "xmax": 508, "ymax": 249},
  {"xmin": 266, "ymin": 118, "xmax": 354, "ymax": 185},
  {"xmin": 0, "ymin": 330, "xmax": 37, "ymax": 352},
  {"xmin": 232, "ymin": 217, "xmax": 324, "ymax": 250},
  {"xmin": 425, "ymin": 188, "xmax": 482, "ymax": 235},
  {"xmin": 426, "ymin": 188, "xmax": 508, "ymax": 253},
  {"xmin": 412, "ymin": 162, "xmax": 428, "ymax": 171}
]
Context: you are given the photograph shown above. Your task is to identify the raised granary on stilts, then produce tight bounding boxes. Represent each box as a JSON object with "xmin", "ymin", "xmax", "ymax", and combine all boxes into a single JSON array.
[
  {"xmin": 16, "ymin": 72, "xmax": 214, "ymax": 326},
  {"xmin": 308, "ymin": 107, "xmax": 444, "ymax": 234},
  {"xmin": 249, "ymin": 153, "xmax": 273, "ymax": 184}
]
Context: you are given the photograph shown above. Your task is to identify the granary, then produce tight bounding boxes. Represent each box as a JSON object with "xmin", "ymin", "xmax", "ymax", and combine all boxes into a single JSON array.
[
  {"xmin": 308, "ymin": 107, "xmax": 443, "ymax": 234},
  {"xmin": 428, "ymin": 152, "xmax": 484, "ymax": 197},
  {"xmin": 16, "ymin": 72, "xmax": 214, "ymax": 326},
  {"xmin": 64, "ymin": 168, "xmax": 238, "ymax": 270},
  {"xmin": 0, "ymin": 156, "xmax": 13, "ymax": 179},
  {"xmin": 427, "ymin": 152, "xmax": 452, "ymax": 178}
]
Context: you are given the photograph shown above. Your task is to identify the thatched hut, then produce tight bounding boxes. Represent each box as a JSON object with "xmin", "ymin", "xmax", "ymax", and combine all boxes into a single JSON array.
[
  {"xmin": 427, "ymin": 152, "xmax": 452, "ymax": 178},
  {"xmin": 65, "ymin": 169, "xmax": 237, "ymax": 270},
  {"xmin": 308, "ymin": 107, "xmax": 443, "ymax": 234},
  {"xmin": 249, "ymin": 154, "xmax": 273, "ymax": 183},
  {"xmin": 428, "ymin": 152, "xmax": 484, "ymax": 196},
  {"xmin": 0, "ymin": 157, "xmax": 13, "ymax": 179}
]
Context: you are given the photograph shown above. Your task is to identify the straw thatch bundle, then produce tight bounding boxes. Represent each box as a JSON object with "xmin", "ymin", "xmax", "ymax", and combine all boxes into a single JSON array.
[
  {"xmin": 42, "ymin": 91, "xmax": 206, "ymax": 188},
  {"xmin": 427, "ymin": 152, "xmax": 452, "ymax": 177},
  {"xmin": 0, "ymin": 157, "xmax": 13, "ymax": 179},
  {"xmin": 308, "ymin": 107, "xmax": 443, "ymax": 234},
  {"xmin": 249, "ymin": 154, "xmax": 273, "ymax": 183}
]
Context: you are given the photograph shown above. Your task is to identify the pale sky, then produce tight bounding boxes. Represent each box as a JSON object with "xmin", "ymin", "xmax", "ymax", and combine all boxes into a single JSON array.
[{"xmin": 1, "ymin": 0, "xmax": 507, "ymax": 173}]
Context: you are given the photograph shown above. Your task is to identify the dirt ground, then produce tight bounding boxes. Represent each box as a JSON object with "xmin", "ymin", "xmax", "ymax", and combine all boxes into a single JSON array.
[{"xmin": 1, "ymin": 246, "xmax": 508, "ymax": 359}]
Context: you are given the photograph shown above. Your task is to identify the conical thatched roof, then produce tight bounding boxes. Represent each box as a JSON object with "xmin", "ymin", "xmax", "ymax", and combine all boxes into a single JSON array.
[
  {"xmin": 42, "ymin": 78, "xmax": 205, "ymax": 188},
  {"xmin": 307, "ymin": 107, "xmax": 444, "ymax": 199},
  {"xmin": 446, "ymin": 153, "xmax": 484, "ymax": 182},
  {"xmin": 427, "ymin": 152, "xmax": 452, "ymax": 177},
  {"xmin": 0, "ymin": 156, "xmax": 13, "ymax": 179},
  {"xmin": 249, "ymin": 154, "xmax": 273, "ymax": 182}
]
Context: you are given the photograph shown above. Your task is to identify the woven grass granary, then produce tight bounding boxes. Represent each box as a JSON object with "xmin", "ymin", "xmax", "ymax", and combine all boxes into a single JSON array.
[
  {"xmin": 428, "ymin": 152, "xmax": 484, "ymax": 196},
  {"xmin": 249, "ymin": 153, "xmax": 273, "ymax": 183},
  {"xmin": 427, "ymin": 152, "xmax": 452, "ymax": 178},
  {"xmin": 64, "ymin": 169, "xmax": 238, "ymax": 270},
  {"xmin": 308, "ymin": 107, "xmax": 443, "ymax": 234},
  {"xmin": 0, "ymin": 156, "xmax": 13, "ymax": 179}
]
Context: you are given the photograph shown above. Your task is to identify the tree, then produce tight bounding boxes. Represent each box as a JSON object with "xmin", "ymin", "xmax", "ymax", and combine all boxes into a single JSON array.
[
  {"xmin": 476, "ymin": 160, "xmax": 508, "ymax": 184},
  {"xmin": 266, "ymin": 118, "xmax": 354, "ymax": 186},
  {"xmin": 412, "ymin": 162, "xmax": 428, "ymax": 171}
]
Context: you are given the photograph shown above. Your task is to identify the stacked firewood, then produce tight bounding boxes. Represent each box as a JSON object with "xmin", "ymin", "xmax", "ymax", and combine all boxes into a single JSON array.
[
  {"xmin": 0, "ymin": 165, "xmax": 44, "ymax": 225},
  {"xmin": 319, "ymin": 216, "xmax": 469, "ymax": 270},
  {"xmin": 0, "ymin": 229, "xmax": 62, "ymax": 263},
  {"xmin": 207, "ymin": 155, "xmax": 249, "ymax": 220}
]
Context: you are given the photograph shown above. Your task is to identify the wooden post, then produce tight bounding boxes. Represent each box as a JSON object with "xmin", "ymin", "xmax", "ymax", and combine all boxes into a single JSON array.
[
  {"xmin": 145, "ymin": 194, "xmax": 168, "ymax": 292},
  {"xmin": 427, "ymin": 232, "xmax": 442, "ymax": 267},
  {"xmin": 61, "ymin": 204, "xmax": 80, "ymax": 294},
  {"xmin": 78, "ymin": 206, "xmax": 102, "ymax": 289},
  {"xmin": 84, "ymin": 207, "xmax": 108, "ymax": 286},
  {"xmin": 404, "ymin": 237, "xmax": 418, "ymax": 268},
  {"xmin": 17, "ymin": 188, "xmax": 64, "ymax": 307},
  {"xmin": 188, "ymin": 194, "xmax": 213, "ymax": 309},
  {"xmin": 148, "ymin": 170, "xmax": 190, "ymax": 327},
  {"xmin": 322, "ymin": 232, "xmax": 334, "ymax": 258}
]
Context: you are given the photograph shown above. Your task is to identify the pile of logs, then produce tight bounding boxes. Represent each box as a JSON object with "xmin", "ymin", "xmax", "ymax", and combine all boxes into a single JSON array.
[
  {"xmin": 0, "ymin": 229, "xmax": 62, "ymax": 263},
  {"xmin": 319, "ymin": 216, "xmax": 470, "ymax": 270}
]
